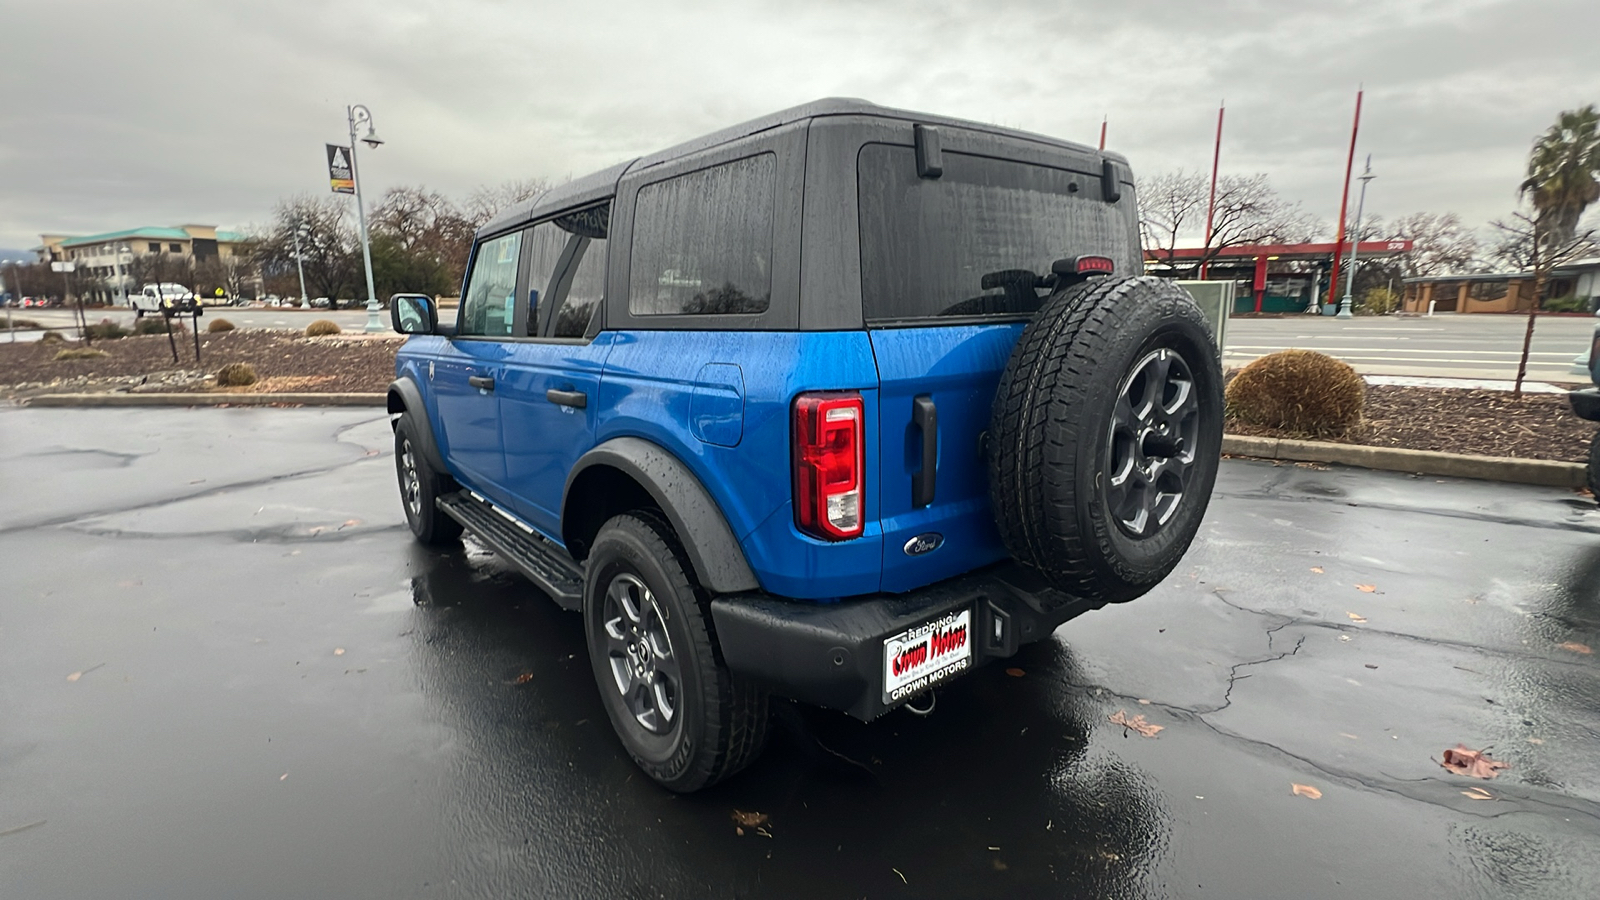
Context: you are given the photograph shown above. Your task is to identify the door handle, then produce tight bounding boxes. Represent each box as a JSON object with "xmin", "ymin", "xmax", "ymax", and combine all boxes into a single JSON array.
[
  {"xmin": 912, "ymin": 395, "xmax": 937, "ymax": 508},
  {"xmin": 468, "ymin": 375, "xmax": 495, "ymax": 392},
  {"xmin": 546, "ymin": 388, "xmax": 587, "ymax": 409}
]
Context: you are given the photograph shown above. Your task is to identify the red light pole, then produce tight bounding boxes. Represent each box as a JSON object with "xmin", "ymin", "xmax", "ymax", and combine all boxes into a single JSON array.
[
  {"xmin": 1200, "ymin": 102, "xmax": 1225, "ymax": 279},
  {"xmin": 1326, "ymin": 88, "xmax": 1364, "ymax": 311}
]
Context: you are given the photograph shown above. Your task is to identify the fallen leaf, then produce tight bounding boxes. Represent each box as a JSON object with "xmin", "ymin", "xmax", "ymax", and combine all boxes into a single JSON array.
[
  {"xmin": 1137, "ymin": 698, "xmax": 1152, "ymax": 705},
  {"xmin": 1005, "ymin": 668, "xmax": 1025, "ymax": 677},
  {"xmin": 1461, "ymin": 787, "xmax": 1494, "ymax": 801},
  {"xmin": 1439, "ymin": 744, "xmax": 1510, "ymax": 780},
  {"xmin": 65, "ymin": 663, "xmax": 104, "ymax": 683},
  {"xmin": 333, "ymin": 648, "xmax": 346, "ymax": 656},
  {"xmin": 340, "ymin": 519, "xmax": 362, "ymax": 528},
  {"xmin": 1109, "ymin": 710, "xmax": 1163, "ymax": 737},
  {"xmin": 731, "ymin": 810, "xmax": 768, "ymax": 828},
  {"xmin": 66, "ymin": 672, "xmax": 82, "ymax": 682},
  {"xmin": 279, "ymin": 773, "xmax": 288, "ymax": 781},
  {"xmin": 1527, "ymin": 738, "xmax": 1544, "ymax": 745},
  {"xmin": 513, "ymin": 672, "xmax": 534, "ymax": 685},
  {"xmin": 1355, "ymin": 584, "xmax": 1377, "ymax": 593},
  {"xmin": 1291, "ymin": 783, "xmax": 1323, "ymax": 799},
  {"xmin": 1310, "ymin": 566, "xmax": 1324, "ymax": 574},
  {"xmin": 1556, "ymin": 641, "xmax": 1592, "ymax": 655},
  {"xmin": 1338, "ymin": 635, "xmax": 1352, "ymax": 642},
  {"xmin": 1347, "ymin": 612, "xmax": 1368, "ymax": 623},
  {"xmin": 734, "ymin": 826, "xmax": 744, "ymax": 836}
]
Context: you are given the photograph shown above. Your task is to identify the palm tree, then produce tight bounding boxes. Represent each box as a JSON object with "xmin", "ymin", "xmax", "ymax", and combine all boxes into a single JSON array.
[
  {"xmin": 1520, "ymin": 104, "xmax": 1600, "ymax": 245},
  {"xmin": 1509, "ymin": 105, "xmax": 1600, "ymax": 396}
]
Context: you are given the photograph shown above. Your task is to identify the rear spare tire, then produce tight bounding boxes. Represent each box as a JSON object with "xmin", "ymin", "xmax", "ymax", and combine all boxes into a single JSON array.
[{"xmin": 989, "ymin": 275, "xmax": 1223, "ymax": 604}]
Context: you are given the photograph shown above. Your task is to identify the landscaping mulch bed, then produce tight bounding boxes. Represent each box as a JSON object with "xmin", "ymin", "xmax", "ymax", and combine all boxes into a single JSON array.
[
  {"xmin": 0, "ymin": 330, "xmax": 399, "ymax": 399},
  {"xmin": 1227, "ymin": 385, "xmax": 1594, "ymax": 463}
]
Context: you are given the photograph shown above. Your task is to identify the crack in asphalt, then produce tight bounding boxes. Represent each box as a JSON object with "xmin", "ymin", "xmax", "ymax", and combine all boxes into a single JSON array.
[{"xmin": 0, "ymin": 414, "xmax": 390, "ymax": 536}]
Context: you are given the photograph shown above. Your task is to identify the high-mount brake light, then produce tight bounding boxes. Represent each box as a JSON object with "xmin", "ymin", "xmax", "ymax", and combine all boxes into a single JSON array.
[
  {"xmin": 793, "ymin": 392, "xmax": 865, "ymax": 541},
  {"xmin": 1073, "ymin": 256, "xmax": 1116, "ymax": 275}
]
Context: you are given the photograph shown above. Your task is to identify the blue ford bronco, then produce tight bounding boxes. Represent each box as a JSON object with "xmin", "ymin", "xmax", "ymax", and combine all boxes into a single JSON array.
[{"xmin": 387, "ymin": 99, "xmax": 1224, "ymax": 791}]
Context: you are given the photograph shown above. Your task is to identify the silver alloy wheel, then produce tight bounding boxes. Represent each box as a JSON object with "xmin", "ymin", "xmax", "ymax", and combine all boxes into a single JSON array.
[
  {"xmin": 601, "ymin": 572, "xmax": 680, "ymax": 734},
  {"xmin": 400, "ymin": 439, "xmax": 422, "ymax": 520},
  {"xmin": 1105, "ymin": 346, "xmax": 1202, "ymax": 537}
]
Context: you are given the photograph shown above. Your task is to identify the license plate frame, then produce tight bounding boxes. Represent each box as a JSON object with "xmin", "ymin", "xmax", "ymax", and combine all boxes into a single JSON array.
[{"xmin": 881, "ymin": 607, "xmax": 973, "ymax": 706}]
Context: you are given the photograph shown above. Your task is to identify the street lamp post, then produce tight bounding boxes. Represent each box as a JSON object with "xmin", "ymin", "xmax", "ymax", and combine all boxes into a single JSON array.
[
  {"xmin": 346, "ymin": 104, "xmax": 385, "ymax": 333},
  {"xmin": 291, "ymin": 221, "xmax": 310, "ymax": 307},
  {"xmin": 1337, "ymin": 156, "xmax": 1376, "ymax": 319},
  {"xmin": 115, "ymin": 244, "xmax": 131, "ymax": 307}
]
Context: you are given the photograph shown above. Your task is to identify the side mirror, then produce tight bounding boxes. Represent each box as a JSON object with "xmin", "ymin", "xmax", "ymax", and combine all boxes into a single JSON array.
[{"xmin": 391, "ymin": 294, "xmax": 436, "ymax": 334}]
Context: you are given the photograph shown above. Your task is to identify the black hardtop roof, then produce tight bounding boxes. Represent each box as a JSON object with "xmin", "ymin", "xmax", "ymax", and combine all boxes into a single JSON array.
[{"xmin": 481, "ymin": 98, "xmax": 1119, "ymax": 237}]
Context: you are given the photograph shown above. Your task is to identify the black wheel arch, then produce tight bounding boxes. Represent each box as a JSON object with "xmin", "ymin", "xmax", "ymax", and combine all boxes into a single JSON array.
[
  {"xmin": 563, "ymin": 437, "xmax": 759, "ymax": 595},
  {"xmin": 386, "ymin": 377, "xmax": 448, "ymax": 474}
]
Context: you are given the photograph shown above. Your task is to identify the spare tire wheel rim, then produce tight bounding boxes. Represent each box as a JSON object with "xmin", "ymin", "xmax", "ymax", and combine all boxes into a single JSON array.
[
  {"xmin": 1106, "ymin": 345, "xmax": 1200, "ymax": 538},
  {"xmin": 602, "ymin": 572, "xmax": 680, "ymax": 735}
]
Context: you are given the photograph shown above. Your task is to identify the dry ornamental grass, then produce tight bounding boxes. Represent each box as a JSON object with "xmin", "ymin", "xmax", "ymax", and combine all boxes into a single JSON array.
[{"xmin": 1226, "ymin": 350, "xmax": 1366, "ymax": 437}]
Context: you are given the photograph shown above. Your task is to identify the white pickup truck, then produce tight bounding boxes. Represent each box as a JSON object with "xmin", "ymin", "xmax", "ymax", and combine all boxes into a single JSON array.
[{"xmin": 131, "ymin": 283, "xmax": 195, "ymax": 318}]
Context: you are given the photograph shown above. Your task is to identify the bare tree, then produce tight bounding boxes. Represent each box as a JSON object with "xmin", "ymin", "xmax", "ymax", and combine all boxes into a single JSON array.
[
  {"xmin": 1137, "ymin": 171, "xmax": 1322, "ymax": 276},
  {"xmin": 254, "ymin": 196, "xmax": 359, "ymax": 307},
  {"xmin": 1386, "ymin": 212, "xmax": 1479, "ymax": 278},
  {"xmin": 464, "ymin": 178, "xmax": 552, "ymax": 227}
]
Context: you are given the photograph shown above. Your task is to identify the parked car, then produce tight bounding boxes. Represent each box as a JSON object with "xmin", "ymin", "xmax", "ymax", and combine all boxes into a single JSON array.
[
  {"xmin": 311, "ymin": 297, "xmax": 331, "ymax": 308},
  {"xmin": 385, "ymin": 99, "xmax": 1223, "ymax": 792}
]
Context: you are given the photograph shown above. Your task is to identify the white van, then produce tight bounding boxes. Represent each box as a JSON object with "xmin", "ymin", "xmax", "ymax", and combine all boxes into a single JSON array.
[{"xmin": 132, "ymin": 283, "xmax": 195, "ymax": 318}]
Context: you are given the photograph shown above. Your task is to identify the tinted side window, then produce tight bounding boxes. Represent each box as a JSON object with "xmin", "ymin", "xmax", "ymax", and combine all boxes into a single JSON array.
[
  {"xmin": 551, "ymin": 238, "xmax": 605, "ymax": 337},
  {"xmin": 629, "ymin": 154, "xmax": 774, "ymax": 316},
  {"xmin": 458, "ymin": 230, "xmax": 523, "ymax": 337},
  {"xmin": 523, "ymin": 222, "xmax": 568, "ymax": 330}
]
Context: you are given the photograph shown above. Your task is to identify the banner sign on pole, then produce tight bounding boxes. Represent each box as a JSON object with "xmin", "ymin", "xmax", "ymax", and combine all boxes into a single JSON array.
[{"xmin": 327, "ymin": 144, "xmax": 355, "ymax": 194}]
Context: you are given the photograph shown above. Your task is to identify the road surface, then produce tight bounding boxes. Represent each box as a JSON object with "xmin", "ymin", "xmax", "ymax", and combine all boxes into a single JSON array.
[{"xmin": 3, "ymin": 407, "xmax": 1597, "ymax": 899}]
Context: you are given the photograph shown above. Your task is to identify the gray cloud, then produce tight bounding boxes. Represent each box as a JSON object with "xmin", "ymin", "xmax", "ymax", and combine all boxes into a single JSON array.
[{"xmin": 2, "ymin": 0, "xmax": 1597, "ymax": 249}]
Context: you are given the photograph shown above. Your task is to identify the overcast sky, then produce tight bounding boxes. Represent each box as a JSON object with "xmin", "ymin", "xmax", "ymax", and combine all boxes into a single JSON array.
[{"xmin": 3, "ymin": 0, "xmax": 1597, "ymax": 251}]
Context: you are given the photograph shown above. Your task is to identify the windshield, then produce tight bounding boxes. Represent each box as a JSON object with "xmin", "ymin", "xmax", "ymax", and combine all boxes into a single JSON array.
[{"xmin": 857, "ymin": 144, "xmax": 1136, "ymax": 323}]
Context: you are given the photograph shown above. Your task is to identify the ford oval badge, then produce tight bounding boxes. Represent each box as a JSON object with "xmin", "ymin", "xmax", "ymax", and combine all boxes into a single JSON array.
[{"xmin": 903, "ymin": 533, "xmax": 944, "ymax": 556}]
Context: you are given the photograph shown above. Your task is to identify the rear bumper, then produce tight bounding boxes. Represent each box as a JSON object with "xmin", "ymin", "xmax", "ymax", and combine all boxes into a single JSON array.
[
  {"xmin": 709, "ymin": 562, "xmax": 1103, "ymax": 721},
  {"xmin": 1571, "ymin": 388, "xmax": 1600, "ymax": 422}
]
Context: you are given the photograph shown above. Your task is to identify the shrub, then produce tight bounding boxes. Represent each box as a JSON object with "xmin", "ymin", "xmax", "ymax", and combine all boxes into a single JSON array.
[
  {"xmin": 54, "ymin": 347, "xmax": 109, "ymax": 361},
  {"xmin": 304, "ymin": 319, "xmax": 342, "ymax": 337},
  {"xmin": 1542, "ymin": 294, "xmax": 1588, "ymax": 314},
  {"xmin": 1226, "ymin": 349, "xmax": 1365, "ymax": 437},
  {"xmin": 133, "ymin": 317, "xmax": 185, "ymax": 336},
  {"xmin": 207, "ymin": 318, "xmax": 236, "ymax": 333},
  {"xmin": 83, "ymin": 318, "xmax": 128, "ymax": 340},
  {"xmin": 5, "ymin": 318, "xmax": 44, "ymax": 330},
  {"xmin": 1356, "ymin": 287, "xmax": 1400, "ymax": 316},
  {"xmin": 38, "ymin": 330, "xmax": 65, "ymax": 344},
  {"xmin": 215, "ymin": 362, "xmax": 258, "ymax": 387}
]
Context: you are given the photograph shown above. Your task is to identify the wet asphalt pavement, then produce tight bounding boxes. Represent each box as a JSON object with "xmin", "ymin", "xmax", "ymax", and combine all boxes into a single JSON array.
[{"xmin": 3, "ymin": 408, "xmax": 1599, "ymax": 899}]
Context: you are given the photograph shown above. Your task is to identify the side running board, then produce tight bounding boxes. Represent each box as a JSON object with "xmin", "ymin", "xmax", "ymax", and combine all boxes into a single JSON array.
[{"xmin": 436, "ymin": 491, "xmax": 585, "ymax": 610}]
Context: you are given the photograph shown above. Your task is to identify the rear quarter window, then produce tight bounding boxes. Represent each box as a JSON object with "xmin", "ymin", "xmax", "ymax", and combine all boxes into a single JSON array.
[
  {"xmin": 628, "ymin": 153, "xmax": 775, "ymax": 316},
  {"xmin": 858, "ymin": 144, "xmax": 1133, "ymax": 323}
]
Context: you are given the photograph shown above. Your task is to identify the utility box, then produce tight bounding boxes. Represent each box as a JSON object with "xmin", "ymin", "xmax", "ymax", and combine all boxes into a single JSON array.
[{"xmin": 1175, "ymin": 280, "xmax": 1233, "ymax": 360}]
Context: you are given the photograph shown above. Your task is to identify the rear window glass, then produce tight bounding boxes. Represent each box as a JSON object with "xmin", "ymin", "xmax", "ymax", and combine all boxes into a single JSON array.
[
  {"xmin": 857, "ymin": 144, "xmax": 1133, "ymax": 322},
  {"xmin": 629, "ymin": 154, "xmax": 774, "ymax": 316}
]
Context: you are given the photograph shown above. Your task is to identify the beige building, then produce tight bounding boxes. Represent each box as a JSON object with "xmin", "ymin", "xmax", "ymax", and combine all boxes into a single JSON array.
[{"xmin": 34, "ymin": 224, "xmax": 252, "ymax": 304}]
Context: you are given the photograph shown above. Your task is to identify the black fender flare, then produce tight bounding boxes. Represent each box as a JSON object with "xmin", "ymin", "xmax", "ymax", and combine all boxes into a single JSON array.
[
  {"xmin": 386, "ymin": 377, "xmax": 448, "ymax": 474},
  {"xmin": 563, "ymin": 437, "xmax": 760, "ymax": 594}
]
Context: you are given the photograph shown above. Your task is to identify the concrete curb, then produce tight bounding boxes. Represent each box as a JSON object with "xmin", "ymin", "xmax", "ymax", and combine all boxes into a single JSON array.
[
  {"xmin": 22, "ymin": 392, "xmax": 386, "ymax": 408},
  {"xmin": 1222, "ymin": 434, "xmax": 1585, "ymax": 488}
]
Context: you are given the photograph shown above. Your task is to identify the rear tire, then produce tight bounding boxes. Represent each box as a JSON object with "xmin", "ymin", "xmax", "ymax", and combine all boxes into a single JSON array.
[
  {"xmin": 584, "ymin": 512, "xmax": 768, "ymax": 792},
  {"xmin": 989, "ymin": 276, "xmax": 1223, "ymax": 604},
  {"xmin": 394, "ymin": 413, "xmax": 462, "ymax": 546}
]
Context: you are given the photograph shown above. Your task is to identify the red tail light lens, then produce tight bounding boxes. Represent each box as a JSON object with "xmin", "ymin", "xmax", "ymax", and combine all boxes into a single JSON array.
[
  {"xmin": 793, "ymin": 392, "xmax": 865, "ymax": 541},
  {"xmin": 1073, "ymin": 255, "xmax": 1115, "ymax": 274}
]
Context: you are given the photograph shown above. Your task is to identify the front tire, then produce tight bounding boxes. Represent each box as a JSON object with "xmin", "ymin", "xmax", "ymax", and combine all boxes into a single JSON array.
[
  {"xmin": 394, "ymin": 413, "xmax": 462, "ymax": 546},
  {"xmin": 584, "ymin": 513, "xmax": 767, "ymax": 792},
  {"xmin": 1588, "ymin": 431, "xmax": 1600, "ymax": 502}
]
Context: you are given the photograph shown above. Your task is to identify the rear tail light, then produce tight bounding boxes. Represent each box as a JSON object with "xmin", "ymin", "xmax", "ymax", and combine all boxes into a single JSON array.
[{"xmin": 793, "ymin": 392, "xmax": 865, "ymax": 541}]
